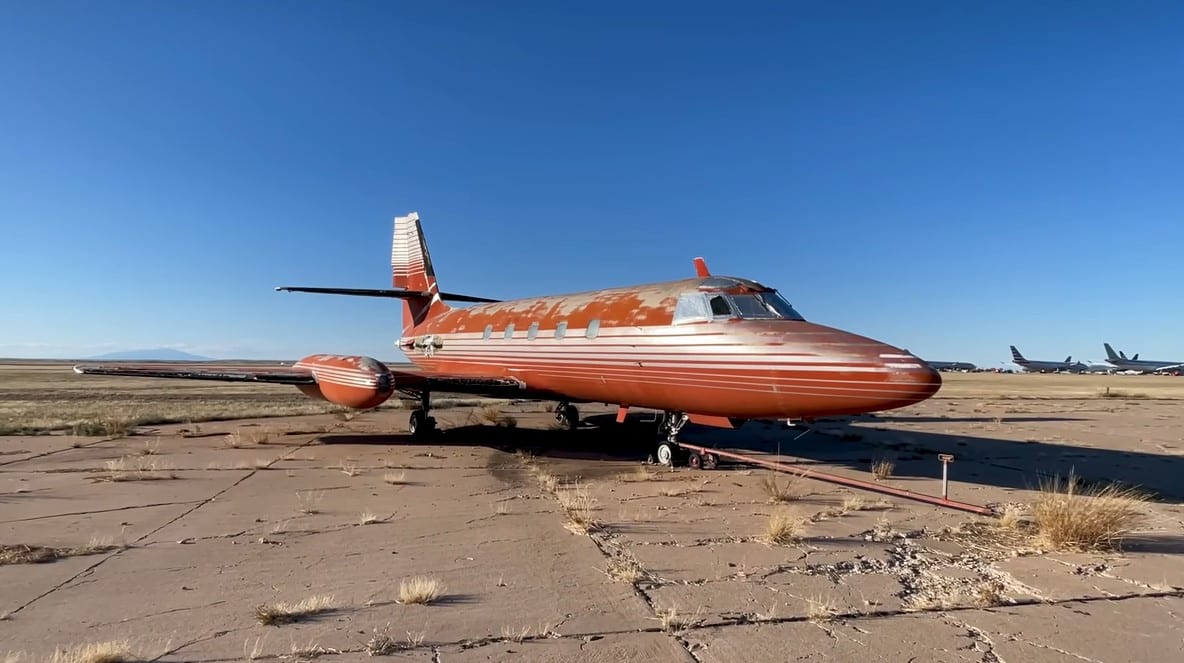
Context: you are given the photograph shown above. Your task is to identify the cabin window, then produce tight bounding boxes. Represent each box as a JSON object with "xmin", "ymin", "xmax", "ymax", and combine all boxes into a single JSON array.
[
  {"xmin": 555, "ymin": 321, "xmax": 567, "ymax": 339},
  {"xmin": 527, "ymin": 322, "xmax": 539, "ymax": 340},
  {"xmin": 709, "ymin": 295, "xmax": 734, "ymax": 318},
  {"xmin": 585, "ymin": 319, "xmax": 600, "ymax": 339},
  {"xmin": 673, "ymin": 293, "xmax": 711, "ymax": 324},
  {"xmin": 483, "ymin": 324, "xmax": 492, "ymax": 340},
  {"xmin": 504, "ymin": 323, "xmax": 515, "ymax": 340}
]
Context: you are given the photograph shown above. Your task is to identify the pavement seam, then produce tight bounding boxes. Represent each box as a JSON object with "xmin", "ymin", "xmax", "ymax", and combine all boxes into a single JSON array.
[
  {"xmin": 0, "ymin": 436, "xmax": 115, "ymax": 468},
  {"xmin": 4, "ymin": 431, "xmax": 328, "ymax": 619}
]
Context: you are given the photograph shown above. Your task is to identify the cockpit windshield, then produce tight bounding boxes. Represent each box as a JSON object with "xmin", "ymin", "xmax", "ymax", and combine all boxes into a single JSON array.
[{"xmin": 672, "ymin": 290, "xmax": 805, "ymax": 324}]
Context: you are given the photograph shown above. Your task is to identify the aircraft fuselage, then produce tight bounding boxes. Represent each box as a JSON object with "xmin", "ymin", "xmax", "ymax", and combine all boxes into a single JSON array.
[{"xmin": 398, "ymin": 276, "xmax": 941, "ymax": 420}]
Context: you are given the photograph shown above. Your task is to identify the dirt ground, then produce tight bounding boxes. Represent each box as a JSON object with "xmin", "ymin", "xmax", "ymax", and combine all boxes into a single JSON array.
[{"xmin": 2, "ymin": 370, "xmax": 1183, "ymax": 661}]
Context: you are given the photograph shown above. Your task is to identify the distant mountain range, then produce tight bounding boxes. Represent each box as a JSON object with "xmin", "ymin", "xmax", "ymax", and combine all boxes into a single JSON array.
[{"xmin": 84, "ymin": 348, "xmax": 213, "ymax": 361}]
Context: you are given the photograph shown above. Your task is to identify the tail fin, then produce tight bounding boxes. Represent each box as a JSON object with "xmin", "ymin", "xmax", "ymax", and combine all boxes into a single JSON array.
[
  {"xmin": 392, "ymin": 212, "xmax": 450, "ymax": 332},
  {"xmin": 1064, "ymin": 356, "xmax": 1072, "ymax": 363},
  {"xmin": 1104, "ymin": 343, "xmax": 1120, "ymax": 361},
  {"xmin": 1010, "ymin": 346, "xmax": 1025, "ymax": 362}
]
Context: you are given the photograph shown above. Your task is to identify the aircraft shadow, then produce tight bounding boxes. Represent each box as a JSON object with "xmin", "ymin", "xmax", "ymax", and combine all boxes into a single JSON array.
[
  {"xmin": 600, "ymin": 414, "xmax": 1184, "ymax": 503},
  {"xmin": 323, "ymin": 411, "xmax": 1184, "ymax": 503},
  {"xmin": 321, "ymin": 425, "xmax": 651, "ymax": 463}
]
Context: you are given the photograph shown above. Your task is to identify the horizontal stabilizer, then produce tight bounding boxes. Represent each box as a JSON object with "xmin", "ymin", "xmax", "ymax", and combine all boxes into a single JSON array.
[{"xmin": 275, "ymin": 286, "xmax": 500, "ymax": 303}]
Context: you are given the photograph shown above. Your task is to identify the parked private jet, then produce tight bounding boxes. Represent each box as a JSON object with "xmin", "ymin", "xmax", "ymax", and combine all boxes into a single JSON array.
[{"xmin": 75, "ymin": 212, "xmax": 943, "ymax": 465}]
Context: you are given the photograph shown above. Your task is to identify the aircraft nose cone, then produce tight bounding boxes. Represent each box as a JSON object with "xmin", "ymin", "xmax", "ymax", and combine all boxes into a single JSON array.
[{"xmin": 876, "ymin": 351, "xmax": 942, "ymax": 408}]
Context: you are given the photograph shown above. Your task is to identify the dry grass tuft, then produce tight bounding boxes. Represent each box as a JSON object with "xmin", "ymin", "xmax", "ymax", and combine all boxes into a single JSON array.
[
  {"xmin": 763, "ymin": 509, "xmax": 804, "ymax": 545},
  {"xmin": 288, "ymin": 642, "xmax": 330, "ymax": 659},
  {"xmin": 382, "ymin": 471, "xmax": 407, "ymax": 485},
  {"xmin": 296, "ymin": 490, "xmax": 324, "ymax": 515},
  {"xmin": 254, "ymin": 595, "xmax": 335, "ymax": 625},
  {"xmin": 339, "ymin": 463, "xmax": 363, "ymax": 477},
  {"xmin": 557, "ymin": 483, "xmax": 600, "ymax": 534},
  {"xmin": 1032, "ymin": 473, "xmax": 1149, "ymax": 551},
  {"xmin": 805, "ymin": 595, "xmax": 838, "ymax": 622},
  {"xmin": 365, "ymin": 625, "xmax": 425, "ymax": 655},
  {"xmin": 477, "ymin": 403, "xmax": 517, "ymax": 428},
  {"xmin": 654, "ymin": 605, "xmax": 704, "ymax": 633},
  {"xmin": 70, "ymin": 419, "xmax": 131, "ymax": 438},
  {"xmin": 603, "ymin": 555, "xmax": 646, "ymax": 584},
  {"xmin": 397, "ymin": 576, "xmax": 445, "ymax": 605},
  {"xmin": 870, "ymin": 459, "xmax": 895, "ymax": 481},
  {"xmin": 137, "ymin": 439, "xmax": 161, "ymax": 456},
  {"xmin": 754, "ymin": 602, "xmax": 778, "ymax": 622},
  {"xmin": 974, "ymin": 580, "xmax": 1006, "ymax": 607},
  {"xmin": 98, "ymin": 457, "xmax": 178, "ymax": 482},
  {"xmin": 358, "ymin": 511, "xmax": 381, "ymax": 525},
  {"xmin": 3, "ymin": 537, "xmax": 124, "ymax": 565},
  {"xmin": 759, "ymin": 473, "xmax": 802, "ymax": 503},
  {"xmin": 48, "ymin": 640, "xmax": 136, "ymax": 663},
  {"xmin": 841, "ymin": 496, "xmax": 868, "ymax": 513},
  {"xmin": 500, "ymin": 625, "xmax": 531, "ymax": 643},
  {"xmin": 998, "ymin": 505, "xmax": 1025, "ymax": 530},
  {"xmin": 531, "ymin": 467, "xmax": 560, "ymax": 494}
]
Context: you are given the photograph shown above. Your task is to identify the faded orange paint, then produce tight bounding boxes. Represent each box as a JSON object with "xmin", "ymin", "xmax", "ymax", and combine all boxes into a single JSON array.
[{"xmin": 292, "ymin": 354, "xmax": 398, "ymax": 410}]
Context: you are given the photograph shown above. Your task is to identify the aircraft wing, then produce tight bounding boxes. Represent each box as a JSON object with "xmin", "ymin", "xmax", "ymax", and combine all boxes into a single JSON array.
[
  {"xmin": 74, "ymin": 361, "xmax": 546, "ymax": 400},
  {"xmin": 72, "ymin": 362, "xmax": 316, "ymax": 385}
]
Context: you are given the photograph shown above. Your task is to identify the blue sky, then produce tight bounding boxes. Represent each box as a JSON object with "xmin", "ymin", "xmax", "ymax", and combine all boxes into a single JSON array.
[{"xmin": 2, "ymin": 1, "xmax": 1181, "ymax": 366}]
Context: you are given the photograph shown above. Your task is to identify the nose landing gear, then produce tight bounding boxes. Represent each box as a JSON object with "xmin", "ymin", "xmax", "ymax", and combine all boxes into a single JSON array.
[{"xmin": 651, "ymin": 411, "xmax": 717, "ymax": 469}]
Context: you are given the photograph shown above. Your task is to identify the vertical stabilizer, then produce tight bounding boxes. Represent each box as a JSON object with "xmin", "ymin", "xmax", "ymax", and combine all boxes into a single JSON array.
[{"xmin": 391, "ymin": 212, "xmax": 449, "ymax": 332}]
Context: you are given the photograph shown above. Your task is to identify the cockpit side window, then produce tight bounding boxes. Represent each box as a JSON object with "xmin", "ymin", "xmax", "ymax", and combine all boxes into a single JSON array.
[
  {"xmin": 709, "ymin": 295, "xmax": 733, "ymax": 317},
  {"xmin": 672, "ymin": 293, "xmax": 711, "ymax": 324}
]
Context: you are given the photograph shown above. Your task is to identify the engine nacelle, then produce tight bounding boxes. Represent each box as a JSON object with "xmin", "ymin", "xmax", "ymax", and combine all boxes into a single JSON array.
[{"xmin": 293, "ymin": 354, "xmax": 395, "ymax": 409}]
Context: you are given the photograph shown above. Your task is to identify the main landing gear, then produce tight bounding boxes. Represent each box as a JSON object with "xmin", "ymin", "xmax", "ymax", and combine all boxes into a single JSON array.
[
  {"xmin": 555, "ymin": 402, "xmax": 580, "ymax": 431},
  {"xmin": 408, "ymin": 391, "xmax": 437, "ymax": 439},
  {"xmin": 652, "ymin": 411, "xmax": 717, "ymax": 469}
]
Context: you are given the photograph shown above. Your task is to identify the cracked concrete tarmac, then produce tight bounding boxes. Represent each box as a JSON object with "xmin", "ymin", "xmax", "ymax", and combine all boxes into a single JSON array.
[{"xmin": 2, "ymin": 379, "xmax": 1184, "ymax": 662}]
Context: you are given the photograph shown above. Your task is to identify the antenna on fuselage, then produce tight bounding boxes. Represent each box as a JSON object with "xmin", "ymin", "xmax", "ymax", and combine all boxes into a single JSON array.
[{"xmin": 693, "ymin": 257, "xmax": 711, "ymax": 278}]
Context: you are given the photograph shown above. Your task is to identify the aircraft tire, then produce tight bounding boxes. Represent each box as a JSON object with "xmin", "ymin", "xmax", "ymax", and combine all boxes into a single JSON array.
[
  {"xmin": 688, "ymin": 453, "xmax": 702, "ymax": 470},
  {"xmin": 409, "ymin": 411, "xmax": 434, "ymax": 439},
  {"xmin": 656, "ymin": 442, "xmax": 676, "ymax": 467},
  {"xmin": 701, "ymin": 453, "xmax": 718, "ymax": 470},
  {"xmin": 559, "ymin": 404, "xmax": 579, "ymax": 431}
]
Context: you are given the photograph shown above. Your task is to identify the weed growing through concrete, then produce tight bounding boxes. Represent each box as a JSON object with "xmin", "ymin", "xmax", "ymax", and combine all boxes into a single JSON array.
[
  {"xmin": 99, "ymin": 457, "xmax": 178, "ymax": 482},
  {"xmin": 397, "ymin": 576, "xmax": 445, "ymax": 605},
  {"xmin": 296, "ymin": 490, "xmax": 325, "ymax": 515},
  {"xmin": 763, "ymin": 509, "xmax": 804, "ymax": 545},
  {"xmin": 254, "ymin": 595, "xmax": 335, "ymax": 625},
  {"xmin": 870, "ymin": 459, "xmax": 895, "ymax": 481},
  {"xmin": 1033, "ymin": 472, "xmax": 1148, "ymax": 551},
  {"xmin": 48, "ymin": 640, "xmax": 136, "ymax": 663},
  {"xmin": 759, "ymin": 473, "xmax": 802, "ymax": 503},
  {"xmin": 382, "ymin": 471, "xmax": 407, "ymax": 485}
]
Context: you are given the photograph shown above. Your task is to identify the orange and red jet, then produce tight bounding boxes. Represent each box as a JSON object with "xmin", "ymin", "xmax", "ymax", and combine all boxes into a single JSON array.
[{"xmin": 75, "ymin": 212, "xmax": 942, "ymax": 465}]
